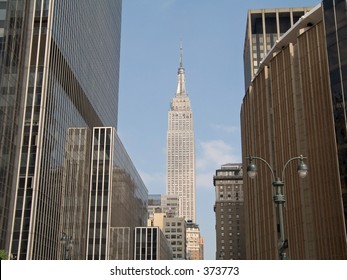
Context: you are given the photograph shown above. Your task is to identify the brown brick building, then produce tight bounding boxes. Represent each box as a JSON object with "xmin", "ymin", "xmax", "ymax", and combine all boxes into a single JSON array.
[{"xmin": 213, "ymin": 164, "xmax": 246, "ymax": 260}]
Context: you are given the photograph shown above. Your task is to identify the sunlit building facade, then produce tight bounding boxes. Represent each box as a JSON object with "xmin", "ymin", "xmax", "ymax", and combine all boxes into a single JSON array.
[
  {"xmin": 166, "ymin": 47, "xmax": 196, "ymax": 223},
  {"xmin": 186, "ymin": 220, "xmax": 203, "ymax": 260},
  {"xmin": 163, "ymin": 216, "xmax": 186, "ymax": 260},
  {"xmin": 148, "ymin": 212, "xmax": 187, "ymax": 260},
  {"xmin": 241, "ymin": 3, "xmax": 347, "ymax": 259}
]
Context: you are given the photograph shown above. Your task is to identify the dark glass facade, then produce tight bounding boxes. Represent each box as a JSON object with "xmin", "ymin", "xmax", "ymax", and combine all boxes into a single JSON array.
[
  {"xmin": 0, "ymin": 0, "xmax": 123, "ymax": 259},
  {"xmin": 134, "ymin": 227, "xmax": 173, "ymax": 260},
  {"xmin": 60, "ymin": 128, "xmax": 91, "ymax": 260},
  {"xmin": 323, "ymin": 0, "xmax": 347, "ymax": 232},
  {"xmin": 86, "ymin": 128, "xmax": 148, "ymax": 260},
  {"xmin": 0, "ymin": 0, "xmax": 27, "ymax": 252}
]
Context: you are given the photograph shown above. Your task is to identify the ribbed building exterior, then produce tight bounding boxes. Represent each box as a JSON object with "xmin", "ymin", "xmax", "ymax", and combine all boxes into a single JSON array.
[
  {"xmin": 134, "ymin": 227, "xmax": 173, "ymax": 260},
  {"xmin": 241, "ymin": 2, "xmax": 347, "ymax": 259},
  {"xmin": 243, "ymin": 6, "xmax": 312, "ymax": 89},
  {"xmin": 85, "ymin": 127, "xmax": 147, "ymax": 260},
  {"xmin": 59, "ymin": 127, "xmax": 91, "ymax": 259},
  {"xmin": 213, "ymin": 164, "xmax": 246, "ymax": 260},
  {"xmin": 166, "ymin": 48, "xmax": 196, "ymax": 223}
]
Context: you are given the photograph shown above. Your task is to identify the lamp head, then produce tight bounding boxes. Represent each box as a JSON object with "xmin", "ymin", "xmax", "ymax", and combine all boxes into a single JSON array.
[
  {"xmin": 297, "ymin": 156, "xmax": 308, "ymax": 178},
  {"xmin": 247, "ymin": 158, "xmax": 257, "ymax": 179}
]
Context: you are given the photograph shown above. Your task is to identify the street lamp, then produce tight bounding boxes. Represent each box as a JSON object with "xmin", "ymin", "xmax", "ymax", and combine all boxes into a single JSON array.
[
  {"xmin": 246, "ymin": 155, "xmax": 308, "ymax": 260},
  {"xmin": 60, "ymin": 232, "xmax": 73, "ymax": 260}
]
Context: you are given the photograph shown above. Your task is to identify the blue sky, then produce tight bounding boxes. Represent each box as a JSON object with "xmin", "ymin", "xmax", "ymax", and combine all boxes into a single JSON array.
[{"xmin": 118, "ymin": 0, "xmax": 320, "ymax": 260}]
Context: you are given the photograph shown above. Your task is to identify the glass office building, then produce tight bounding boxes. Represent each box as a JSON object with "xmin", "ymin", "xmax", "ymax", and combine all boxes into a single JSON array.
[
  {"xmin": 134, "ymin": 227, "xmax": 173, "ymax": 260},
  {"xmin": 59, "ymin": 128, "xmax": 91, "ymax": 260},
  {"xmin": 86, "ymin": 128, "xmax": 147, "ymax": 260},
  {"xmin": 108, "ymin": 227, "xmax": 131, "ymax": 260},
  {"xmin": 0, "ymin": 0, "xmax": 125, "ymax": 259},
  {"xmin": 0, "ymin": 0, "xmax": 23, "ymax": 251}
]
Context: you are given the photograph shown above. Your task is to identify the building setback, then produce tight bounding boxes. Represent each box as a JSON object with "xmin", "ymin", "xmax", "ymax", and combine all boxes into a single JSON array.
[
  {"xmin": 166, "ymin": 47, "xmax": 196, "ymax": 223},
  {"xmin": 241, "ymin": 2, "xmax": 347, "ymax": 259},
  {"xmin": 243, "ymin": 6, "xmax": 312, "ymax": 89},
  {"xmin": 213, "ymin": 164, "xmax": 246, "ymax": 260}
]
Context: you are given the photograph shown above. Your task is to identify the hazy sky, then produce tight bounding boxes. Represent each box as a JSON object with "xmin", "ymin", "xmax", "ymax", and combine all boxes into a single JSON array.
[{"xmin": 118, "ymin": 0, "xmax": 320, "ymax": 260}]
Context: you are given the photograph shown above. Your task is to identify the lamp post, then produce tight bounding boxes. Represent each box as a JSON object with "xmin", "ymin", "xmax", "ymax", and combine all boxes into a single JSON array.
[
  {"xmin": 246, "ymin": 155, "xmax": 308, "ymax": 260},
  {"xmin": 60, "ymin": 232, "xmax": 73, "ymax": 260}
]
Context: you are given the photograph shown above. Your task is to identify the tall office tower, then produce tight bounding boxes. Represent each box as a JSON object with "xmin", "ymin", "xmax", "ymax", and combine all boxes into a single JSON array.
[
  {"xmin": 0, "ymin": 0, "xmax": 123, "ymax": 259},
  {"xmin": 86, "ymin": 127, "xmax": 147, "ymax": 260},
  {"xmin": 243, "ymin": 6, "xmax": 312, "ymax": 89},
  {"xmin": 241, "ymin": 3, "xmax": 347, "ymax": 259},
  {"xmin": 213, "ymin": 164, "xmax": 246, "ymax": 260},
  {"xmin": 166, "ymin": 47, "xmax": 196, "ymax": 222}
]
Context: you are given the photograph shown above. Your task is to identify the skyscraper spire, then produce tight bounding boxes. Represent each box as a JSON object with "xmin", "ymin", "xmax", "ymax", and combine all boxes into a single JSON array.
[
  {"xmin": 167, "ymin": 44, "xmax": 196, "ymax": 223},
  {"xmin": 179, "ymin": 43, "xmax": 183, "ymax": 68},
  {"xmin": 176, "ymin": 44, "xmax": 186, "ymax": 96}
]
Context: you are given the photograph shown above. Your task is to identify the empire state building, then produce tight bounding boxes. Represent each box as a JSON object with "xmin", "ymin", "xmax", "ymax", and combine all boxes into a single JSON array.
[{"xmin": 166, "ymin": 47, "xmax": 196, "ymax": 223}]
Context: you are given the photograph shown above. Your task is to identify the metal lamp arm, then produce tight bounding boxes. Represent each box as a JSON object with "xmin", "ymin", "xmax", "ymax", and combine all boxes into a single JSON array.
[
  {"xmin": 247, "ymin": 156, "xmax": 276, "ymax": 181},
  {"xmin": 281, "ymin": 155, "xmax": 307, "ymax": 181}
]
